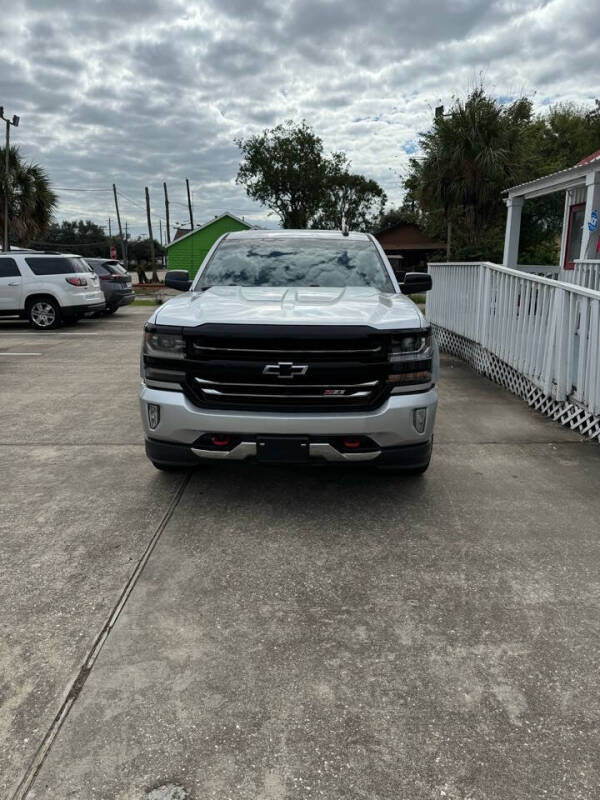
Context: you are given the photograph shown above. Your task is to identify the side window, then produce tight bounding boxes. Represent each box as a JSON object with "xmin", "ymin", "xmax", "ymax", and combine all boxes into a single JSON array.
[
  {"xmin": 94, "ymin": 264, "xmax": 110, "ymax": 276},
  {"xmin": 25, "ymin": 257, "xmax": 88, "ymax": 275},
  {"xmin": 0, "ymin": 258, "xmax": 21, "ymax": 278}
]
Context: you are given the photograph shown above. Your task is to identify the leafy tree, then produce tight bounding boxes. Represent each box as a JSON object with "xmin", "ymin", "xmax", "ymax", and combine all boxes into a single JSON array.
[
  {"xmin": 0, "ymin": 146, "xmax": 57, "ymax": 248},
  {"xmin": 128, "ymin": 237, "xmax": 164, "ymax": 283},
  {"xmin": 313, "ymin": 171, "xmax": 386, "ymax": 231},
  {"xmin": 128, "ymin": 236, "xmax": 163, "ymax": 263},
  {"xmin": 405, "ymin": 88, "xmax": 600, "ymax": 264},
  {"xmin": 407, "ymin": 88, "xmax": 533, "ymax": 261},
  {"xmin": 37, "ymin": 219, "xmax": 110, "ymax": 256},
  {"xmin": 373, "ymin": 202, "xmax": 422, "ymax": 232},
  {"xmin": 235, "ymin": 120, "xmax": 385, "ymax": 230}
]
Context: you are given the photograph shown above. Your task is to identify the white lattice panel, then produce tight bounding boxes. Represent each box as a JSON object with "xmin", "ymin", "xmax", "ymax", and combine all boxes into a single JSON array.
[{"xmin": 433, "ymin": 325, "xmax": 600, "ymax": 442}]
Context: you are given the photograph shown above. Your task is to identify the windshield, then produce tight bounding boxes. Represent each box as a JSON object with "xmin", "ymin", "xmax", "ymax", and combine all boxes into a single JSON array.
[{"xmin": 197, "ymin": 237, "xmax": 394, "ymax": 291}]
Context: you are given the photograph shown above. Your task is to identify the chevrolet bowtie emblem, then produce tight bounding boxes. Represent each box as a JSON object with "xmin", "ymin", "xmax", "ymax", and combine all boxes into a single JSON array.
[{"xmin": 263, "ymin": 362, "xmax": 309, "ymax": 379}]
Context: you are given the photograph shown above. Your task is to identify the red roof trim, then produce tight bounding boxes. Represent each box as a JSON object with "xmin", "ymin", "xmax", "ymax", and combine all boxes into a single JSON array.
[{"xmin": 576, "ymin": 149, "xmax": 600, "ymax": 166}]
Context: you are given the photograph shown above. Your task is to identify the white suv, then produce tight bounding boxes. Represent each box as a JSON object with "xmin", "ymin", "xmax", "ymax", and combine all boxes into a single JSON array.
[{"xmin": 0, "ymin": 251, "xmax": 106, "ymax": 329}]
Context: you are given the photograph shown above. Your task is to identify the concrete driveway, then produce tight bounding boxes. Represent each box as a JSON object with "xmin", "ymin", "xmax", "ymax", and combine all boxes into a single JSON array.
[{"xmin": 1, "ymin": 307, "xmax": 599, "ymax": 799}]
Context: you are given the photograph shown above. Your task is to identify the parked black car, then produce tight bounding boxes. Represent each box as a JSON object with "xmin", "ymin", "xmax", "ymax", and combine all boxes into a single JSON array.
[{"xmin": 86, "ymin": 259, "xmax": 135, "ymax": 313}]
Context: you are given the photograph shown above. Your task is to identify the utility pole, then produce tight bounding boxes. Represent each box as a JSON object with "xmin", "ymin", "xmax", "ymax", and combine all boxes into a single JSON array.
[
  {"xmin": 145, "ymin": 186, "xmax": 158, "ymax": 282},
  {"xmin": 0, "ymin": 107, "xmax": 20, "ymax": 252},
  {"xmin": 186, "ymin": 178, "xmax": 194, "ymax": 230},
  {"xmin": 108, "ymin": 217, "xmax": 112, "ymax": 239},
  {"xmin": 112, "ymin": 184, "xmax": 127, "ymax": 268},
  {"xmin": 159, "ymin": 219, "xmax": 164, "ymax": 266},
  {"xmin": 163, "ymin": 181, "xmax": 171, "ymax": 244}
]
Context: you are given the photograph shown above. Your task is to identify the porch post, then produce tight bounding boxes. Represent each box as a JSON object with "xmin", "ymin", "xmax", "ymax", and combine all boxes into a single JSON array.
[
  {"xmin": 580, "ymin": 170, "xmax": 600, "ymax": 260},
  {"xmin": 502, "ymin": 196, "xmax": 524, "ymax": 269}
]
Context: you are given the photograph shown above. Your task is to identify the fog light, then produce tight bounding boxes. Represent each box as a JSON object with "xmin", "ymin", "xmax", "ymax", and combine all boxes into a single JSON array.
[
  {"xmin": 413, "ymin": 407, "xmax": 427, "ymax": 434},
  {"xmin": 211, "ymin": 434, "xmax": 231, "ymax": 447},
  {"xmin": 147, "ymin": 403, "xmax": 160, "ymax": 429}
]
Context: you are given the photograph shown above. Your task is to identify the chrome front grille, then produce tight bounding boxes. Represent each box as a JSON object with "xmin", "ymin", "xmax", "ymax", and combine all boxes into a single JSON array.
[
  {"xmin": 181, "ymin": 325, "xmax": 390, "ymax": 411},
  {"xmin": 193, "ymin": 376, "xmax": 378, "ymax": 403}
]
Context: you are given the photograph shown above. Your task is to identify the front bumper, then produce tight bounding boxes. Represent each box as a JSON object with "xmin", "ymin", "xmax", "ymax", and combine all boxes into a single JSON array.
[
  {"xmin": 145, "ymin": 436, "xmax": 432, "ymax": 468},
  {"xmin": 140, "ymin": 383, "xmax": 437, "ymax": 464}
]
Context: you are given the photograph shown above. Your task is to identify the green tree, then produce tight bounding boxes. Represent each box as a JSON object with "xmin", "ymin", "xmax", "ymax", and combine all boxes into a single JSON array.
[
  {"xmin": 235, "ymin": 120, "xmax": 386, "ymax": 230},
  {"xmin": 128, "ymin": 237, "xmax": 164, "ymax": 283},
  {"xmin": 404, "ymin": 89, "xmax": 600, "ymax": 264},
  {"xmin": 373, "ymin": 202, "xmax": 422, "ymax": 232},
  {"xmin": 37, "ymin": 219, "xmax": 110, "ymax": 256},
  {"xmin": 313, "ymin": 171, "xmax": 386, "ymax": 231},
  {"xmin": 0, "ymin": 146, "xmax": 57, "ymax": 248},
  {"xmin": 407, "ymin": 88, "xmax": 533, "ymax": 261}
]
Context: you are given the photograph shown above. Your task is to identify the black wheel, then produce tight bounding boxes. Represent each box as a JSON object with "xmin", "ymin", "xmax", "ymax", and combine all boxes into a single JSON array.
[
  {"xmin": 104, "ymin": 306, "xmax": 118, "ymax": 315},
  {"xmin": 28, "ymin": 298, "xmax": 61, "ymax": 330},
  {"xmin": 152, "ymin": 461, "xmax": 191, "ymax": 472}
]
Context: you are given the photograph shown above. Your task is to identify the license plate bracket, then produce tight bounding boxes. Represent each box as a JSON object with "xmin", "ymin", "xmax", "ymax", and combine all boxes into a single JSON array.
[{"xmin": 256, "ymin": 436, "xmax": 310, "ymax": 463}]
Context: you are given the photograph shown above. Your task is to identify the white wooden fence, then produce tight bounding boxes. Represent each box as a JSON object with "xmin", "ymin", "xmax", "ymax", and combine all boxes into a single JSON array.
[
  {"xmin": 426, "ymin": 261, "xmax": 600, "ymax": 441},
  {"xmin": 572, "ymin": 260, "xmax": 600, "ymax": 292},
  {"xmin": 518, "ymin": 264, "xmax": 561, "ymax": 279}
]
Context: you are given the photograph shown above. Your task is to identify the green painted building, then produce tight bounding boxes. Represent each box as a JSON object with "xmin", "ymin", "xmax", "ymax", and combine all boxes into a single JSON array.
[{"xmin": 165, "ymin": 212, "xmax": 254, "ymax": 278}]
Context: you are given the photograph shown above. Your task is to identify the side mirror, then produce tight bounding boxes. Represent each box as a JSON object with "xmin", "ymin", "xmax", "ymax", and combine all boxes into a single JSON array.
[
  {"xmin": 400, "ymin": 272, "xmax": 432, "ymax": 295},
  {"xmin": 165, "ymin": 270, "xmax": 192, "ymax": 292}
]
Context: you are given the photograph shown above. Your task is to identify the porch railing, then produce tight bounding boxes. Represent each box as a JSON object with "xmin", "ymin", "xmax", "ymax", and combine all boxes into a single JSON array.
[
  {"xmin": 426, "ymin": 261, "xmax": 600, "ymax": 439},
  {"xmin": 517, "ymin": 264, "xmax": 561, "ymax": 279},
  {"xmin": 572, "ymin": 259, "xmax": 600, "ymax": 292}
]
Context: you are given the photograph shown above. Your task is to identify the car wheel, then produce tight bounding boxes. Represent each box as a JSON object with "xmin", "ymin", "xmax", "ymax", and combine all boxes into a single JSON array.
[
  {"xmin": 28, "ymin": 298, "xmax": 61, "ymax": 330},
  {"xmin": 105, "ymin": 306, "xmax": 118, "ymax": 314}
]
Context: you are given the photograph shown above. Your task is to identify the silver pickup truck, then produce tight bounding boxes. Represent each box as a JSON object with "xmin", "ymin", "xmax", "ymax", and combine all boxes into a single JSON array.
[{"xmin": 139, "ymin": 229, "xmax": 438, "ymax": 473}]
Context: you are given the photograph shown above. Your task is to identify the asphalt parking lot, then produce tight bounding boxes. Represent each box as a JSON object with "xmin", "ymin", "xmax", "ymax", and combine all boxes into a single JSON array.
[{"xmin": 2, "ymin": 306, "xmax": 600, "ymax": 799}]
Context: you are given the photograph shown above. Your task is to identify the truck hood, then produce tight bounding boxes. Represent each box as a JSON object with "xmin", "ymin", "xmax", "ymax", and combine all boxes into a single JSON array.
[{"xmin": 153, "ymin": 286, "xmax": 424, "ymax": 330}]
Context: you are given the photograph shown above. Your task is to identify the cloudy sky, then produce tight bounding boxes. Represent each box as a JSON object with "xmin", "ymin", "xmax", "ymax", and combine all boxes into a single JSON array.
[{"xmin": 1, "ymin": 0, "xmax": 598, "ymax": 241}]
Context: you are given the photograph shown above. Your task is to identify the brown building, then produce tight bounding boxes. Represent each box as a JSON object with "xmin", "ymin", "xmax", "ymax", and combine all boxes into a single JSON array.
[{"xmin": 374, "ymin": 222, "xmax": 446, "ymax": 276}]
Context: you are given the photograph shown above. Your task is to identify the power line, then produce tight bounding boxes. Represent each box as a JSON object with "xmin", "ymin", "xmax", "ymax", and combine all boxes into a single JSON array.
[
  {"xmin": 55, "ymin": 187, "xmax": 112, "ymax": 192},
  {"xmin": 117, "ymin": 189, "xmax": 168, "ymax": 225}
]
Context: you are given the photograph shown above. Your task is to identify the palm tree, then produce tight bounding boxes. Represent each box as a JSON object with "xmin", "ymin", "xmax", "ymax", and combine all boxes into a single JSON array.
[
  {"xmin": 0, "ymin": 146, "xmax": 57, "ymax": 249},
  {"xmin": 409, "ymin": 88, "xmax": 533, "ymax": 257}
]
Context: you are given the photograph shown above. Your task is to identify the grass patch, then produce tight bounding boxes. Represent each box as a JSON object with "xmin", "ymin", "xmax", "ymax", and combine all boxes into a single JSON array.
[
  {"xmin": 132, "ymin": 298, "xmax": 161, "ymax": 306},
  {"xmin": 409, "ymin": 294, "xmax": 426, "ymax": 304}
]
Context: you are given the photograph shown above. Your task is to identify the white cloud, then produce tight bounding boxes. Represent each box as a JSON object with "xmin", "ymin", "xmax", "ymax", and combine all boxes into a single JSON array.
[{"xmin": 0, "ymin": 0, "xmax": 597, "ymax": 238}]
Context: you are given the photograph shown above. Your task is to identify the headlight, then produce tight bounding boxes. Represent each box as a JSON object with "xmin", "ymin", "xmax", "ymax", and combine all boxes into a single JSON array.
[
  {"xmin": 143, "ymin": 329, "xmax": 186, "ymax": 359},
  {"xmin": 389, "ymin": 331, "xmax": 431, "ymax": 361},
  {"xmin": 387, "ymin": 328, "xmax": 433, "ymax": 391}
]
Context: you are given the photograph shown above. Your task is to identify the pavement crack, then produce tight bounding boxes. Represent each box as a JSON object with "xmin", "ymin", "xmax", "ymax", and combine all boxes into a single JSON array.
[{"xmin": 9, "ymin": 472, "xmax": 191, "ymax": 800}]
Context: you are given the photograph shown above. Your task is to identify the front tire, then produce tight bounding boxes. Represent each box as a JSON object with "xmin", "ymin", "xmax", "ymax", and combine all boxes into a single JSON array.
[
  {"xmin": 28, "ymin": 298, "xmax": 61, "ymax": 330},
  {"xmin": 105, "ymin": 306, "xmax": 118, "ymax": 315}
]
